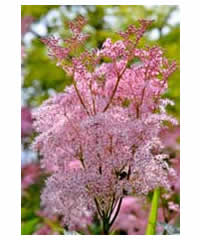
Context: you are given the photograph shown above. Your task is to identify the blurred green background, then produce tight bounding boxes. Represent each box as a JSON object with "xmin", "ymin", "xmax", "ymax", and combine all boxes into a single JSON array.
[
  {"xmin": 22, "ymin": 5, "xmax": 180, "ymax": 118},
  {"xmin": 21, "ymin": 5, "xmax": 180, "ymax": 235}
]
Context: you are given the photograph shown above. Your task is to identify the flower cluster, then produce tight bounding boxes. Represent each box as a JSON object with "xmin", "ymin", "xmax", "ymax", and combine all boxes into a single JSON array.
[
  {"xmin": 21, "ymin": 107, "xmax": 33, "ymax": 137},
  {"xmin": 33, "ymin": 16, "xmax": 177, "ymax": 232},
  {"xmin": 21, "ymin": 163, "xmax": 40, "ymax": 190}
]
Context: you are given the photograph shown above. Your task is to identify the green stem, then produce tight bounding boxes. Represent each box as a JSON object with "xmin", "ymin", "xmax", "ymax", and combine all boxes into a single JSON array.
[
  {"xmin": 146, "ymin": 188, "xmax": 160, "ymax": 235},
  {"xmin": 103, "ymin": 218, "xmax": 110, "ymax": 235}
]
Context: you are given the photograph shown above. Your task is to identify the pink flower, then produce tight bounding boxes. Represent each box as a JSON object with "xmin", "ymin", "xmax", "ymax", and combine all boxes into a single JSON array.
[
  {"xmin": 112, "ymin": 196, "xmax": 148, "ymax": 235},
  {"xmin": 21, "ymin": 107, "xmax": 33, "ymax": 137},
  {"xmin": 33, "ymin": 17, "xmax": 178, "ymax": 231},
  {"xmin": 168, "ymin": 201, "xmax": 180, "ymax": 213},
  {"xmin": 34, "ymin": 225, "xmax": 58, "ymax": 235},
  {"xmin": 41, "ymin": 37, "xmax": 69, "ymax": 60},
  {"xmin": 68, "ymin": 160, "xmax": 83, "ymax": 170},
  {"xmin": 21, "ymin": 163, "xmax": 40, "ymax": 190}
]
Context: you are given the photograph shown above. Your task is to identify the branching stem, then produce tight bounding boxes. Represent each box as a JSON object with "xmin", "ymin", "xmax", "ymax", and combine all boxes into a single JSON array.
[
  {"xmin": 103, "ymin": 64, "xmax": 127, "ymax": 112},
  {"xmin": 109, "ymin": 197, "xmax": 123, "ymax": 229},
  {"xmin": 73, "ymin": 80, "xmax": 90, "ymax": 115}
]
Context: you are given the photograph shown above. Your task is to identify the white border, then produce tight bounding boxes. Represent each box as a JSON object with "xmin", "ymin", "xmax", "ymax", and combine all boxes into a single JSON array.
[
  {"xmin": 2, "ymin": 1, "xmax": 200, "ymax": 240},
  {"xmin": 20, "ymin": 0, "xmax": 181, "ymax": 5},
  {"xmin": 20, "ymin": 1, "xmax": 181, "ymax": 6}
]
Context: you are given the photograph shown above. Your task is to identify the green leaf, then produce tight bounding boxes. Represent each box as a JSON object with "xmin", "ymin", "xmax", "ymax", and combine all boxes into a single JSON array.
[{"xmin": 21, "ymin": 218, "xmax": 39, "ymax": 235}]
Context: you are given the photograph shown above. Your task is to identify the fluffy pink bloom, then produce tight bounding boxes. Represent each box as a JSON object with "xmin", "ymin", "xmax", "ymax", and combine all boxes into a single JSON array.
[
  {"xmin": 34, "ymin": 225, "xmax": 52, "ymax": 235},
  {"xmin": 33, "ymin": 17, "xmax": 178, "ymax": 232},
  {"xmin": 169, "ymin": 157, "xmax": 180, "ymax": 192},
  {"xmin": 21, "ymin": 163, "xmax": 40, "ymax": 190},
  {"xmin": 41, "ymin": 37, "xmax": 69, "ymax": 60},
  {"xmin": 34, "ymin": 225, "xmax": 58, "ymax": 235},
  {"xmin": 168, "ymin": 201, "xmax": 179, "ymax": 213},
  {"xmin": 160, "ymin": 126, "xmax": 180, "ymax": 193},
  {"xmin": 21, "ymin": 107, "xmax": 33, "ymax": 137},
  {"xmin": 112, "ymin": 196, "xmax": 148, "ymax": 234},
  {"xmin": 160, "ymin": 126, "xmax": 180, "ymax": 151},
  {"xmin": 68, "ymin": 160, "xmax": 83, "ymax": 170}
]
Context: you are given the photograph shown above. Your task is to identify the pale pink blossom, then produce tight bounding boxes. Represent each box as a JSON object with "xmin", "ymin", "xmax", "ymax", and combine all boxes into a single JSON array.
[
  {"xmin": 21, "ymin": 163, "xmax": 40, "ymax": 190},
  {"xmin": 21, "ymin": 107, "xmax": 33, "ymax": 137},
  {"xmin": 112, "ymin": 196, "xmax": 148, "ymax": 234},
  {"xmin": 33, "ymin": 17, "xmax": 178, "ymax": 232}
]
